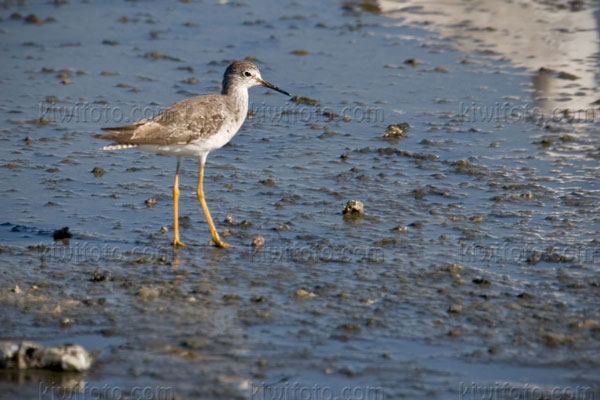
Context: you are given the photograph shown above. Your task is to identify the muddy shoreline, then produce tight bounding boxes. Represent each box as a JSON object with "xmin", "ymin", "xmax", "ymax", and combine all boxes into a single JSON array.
[{"xmin": 0, "ymin": 0, "xmax": 599, "ymax": 399}]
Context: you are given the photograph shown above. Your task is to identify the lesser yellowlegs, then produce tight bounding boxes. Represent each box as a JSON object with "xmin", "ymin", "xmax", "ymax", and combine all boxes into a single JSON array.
[{"xmin": 95, "ymin": 60, "xmax": 290, "ymax": 248}]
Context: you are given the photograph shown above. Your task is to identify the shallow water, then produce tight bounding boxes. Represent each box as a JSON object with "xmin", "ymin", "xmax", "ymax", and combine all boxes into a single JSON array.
[{"xmin": 0, "ymin": 0, "xmax": 599, "ymax": 399}]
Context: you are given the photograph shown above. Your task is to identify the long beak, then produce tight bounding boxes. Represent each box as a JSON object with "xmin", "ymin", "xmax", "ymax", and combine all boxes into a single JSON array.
[{"xmin": 258, "ymin": 78, "xmax": 290, "ymax": 96}]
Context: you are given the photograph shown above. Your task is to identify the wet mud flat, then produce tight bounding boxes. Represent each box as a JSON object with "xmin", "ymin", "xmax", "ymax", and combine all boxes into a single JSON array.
[{"xmin": 0, "ymin": 0, "xmax": 599, "ymax": 399}]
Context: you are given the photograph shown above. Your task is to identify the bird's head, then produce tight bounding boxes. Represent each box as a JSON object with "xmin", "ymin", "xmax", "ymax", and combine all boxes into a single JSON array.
[{"xmin": 222, "ymin": 60, "xmax": 290, "ymax": 96}]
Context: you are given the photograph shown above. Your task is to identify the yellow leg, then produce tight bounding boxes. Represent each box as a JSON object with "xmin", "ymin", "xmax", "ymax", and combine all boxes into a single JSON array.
[
  {"xmin": 197, "ymin": 160, "xmax": 229, "ymax": 248},
  {"xmin": 173, "ymin": 158, "xmax": 185, "ymax": 247}
]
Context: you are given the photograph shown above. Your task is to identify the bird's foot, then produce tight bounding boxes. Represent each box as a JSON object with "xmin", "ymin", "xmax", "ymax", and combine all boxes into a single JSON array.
[
  {"xmin": 210, "ymin": 238, "xmax": 230, "ymax": 249},
  {"xmin": 173, "ymin": 239, "xmax": 186, "ymax": 248}
]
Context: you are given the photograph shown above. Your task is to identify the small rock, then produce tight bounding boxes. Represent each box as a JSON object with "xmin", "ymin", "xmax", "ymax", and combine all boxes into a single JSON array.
[
  {"xmin": 541, "ymin": 332, "xmax": 576, "ymax": 347},
  {"xmin": 0, "ymin": 341, "xmax": 92, "ymax": 371},
  {"xmin": 294, "ymin": 288, "xmax": 317, "ymax": 299},
  {"xmin": 160, "ymin": 226, "xmax": 168, "ymax": 234},
  {"xmin": 517, "ymin": 292, "xmax": 534, "ymax": 300},
  {"xmin": 383, "ymin": 123, "xmax": 410, "ymax": 140},
  {"xmin": 91, "ymin": 270, "xmax": 109, "ymax": 282},
  {"xmin": 252, "ymin": 235, "xmax": 265, "ymax": 248},
  {"xmin": 569, "ymin": 319, "xmax": 600, "ymax": 330},
  {"xmin": 12, "ymin": 285, "xmax": 21, "ymax": 294},
  {"xmin": 366, "ymin": 318, "xmax": 382, "ymax": 328},
  {"xmin": 181, "ymin": 338, "xmax": 207, "ymax": 349},
  {"xmin": 448, "ymin": 304, "xmax": 462, "ymax": 314},
  {"xmin": 256, "ymin": 359, "xmax": 268, "ymax": 367},
  {"xmin": 138, "ymin": 286, "xmax": 160, "ymax": 301},
  {"xmin": 222, "ymin": 228, "xmax": 232, "ymax": 237},
  {"xmin": 291, "ymin": 96, "xmax": 319, "ymax": 106},
  {"xmin": 26, "ymin": 117, "xmax": 51, "ymax": 126},
  {"xmin": 472, "ymin": 278, "xmax": 490, "ymax": 286},
  {"xmin": 521, "ymin": 191, "xmax": 533, "ymax": 200},
  {"xmin": 392, "ymin": 225, "xmax": 408, "ymax": 233},
  {"xmin": 224, "ymin": 215, "xmax": 238, "ymax": 225},
  {"xmin": 291, "ymin": 50, "xmax": 309, "ymax": 56},
  {"xmin": 145, "ymin": 197, "xmax": 157, "ymax": 208},
  {"xmin": 323, "ymin": 111, "xmax": 339, "ymax": 120},
  {"xmin": 181, "ymin": 77, "xmax": 199, "ymax": 84},
  {"xmin": 337, "ymin": 323, "xmax": 361, "ymax": 332},
  {"xmin": 444, "ymin": 264, "xmax": 465, "ymax": 275},
  {"xmin": 342, "ymin": 200, "xmax": 364, "ymax": 216},
  {"xmin": 260, "ymin": 178, "xmax": 276, "ymax": 187},
  {"xmin": 222, "ymin": 294, "xmax": 242, "ymax": 302},
  {"xmin": 433, "ymin": 66, "xmax": 449, "ymax": 73},
  {"xmin": 273, "ymin": 223, "xmax": 291, "ymax": 232},
  {"xmin": 24, "ymin": 14, "xmax": 44, "ymax": 25},
  {"xmin": 52, "ymin": 227, "xmax": 72, "ymax": 241},
  {"xmin": 448, "ymin": 328, "xmax": 462, "ymax": 337},
  {"xmin": 404, "ymin": 58, "xmax": 421, "ymax": 67},
  {"xmin": 91, "ymin": 167, "xmax": 105, "ymax": 177}
]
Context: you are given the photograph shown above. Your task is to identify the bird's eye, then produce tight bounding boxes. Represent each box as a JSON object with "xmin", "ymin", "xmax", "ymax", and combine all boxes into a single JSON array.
[{"xmin": 244, "ymin": 71, "xmax": 252, "ymax": 77}]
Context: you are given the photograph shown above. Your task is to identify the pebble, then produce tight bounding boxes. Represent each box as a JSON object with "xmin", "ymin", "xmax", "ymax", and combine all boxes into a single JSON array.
[
  {"xmin": 472, "ymin": 278, "xmax": 490, "ymax": 286},
  {"xmin": 138, "ymin": 286, "xmax": 160, "ymax": 301},
  {"xmin": 0, "ymin": 341, "xmax": 92, "ymax": 371},
  {"xmin": 224, "ymin": 215, "xmax": 238, "ymax": 225},
  {"xmin": 252, "ymin": 235, "xmax": 265, "ymax": 248},
  {"xmin": 568, "ymin": 319, "xmax": 600, "ymax": 330},
  {"xmin": 343, "ymin": 200, "xmax": 364, "ymax": 216},
  {"xmin": 448, "ymin": 304, "xmax": 463, "ymax": 314},
  {"xmin": 541, "ymin": 332, "xmax": 576, "ymax": 347},
  {"xmin": 294, "ymin": 288, "xmax": 317, "ymax": 299},
  {"xmin": 383, "ymin": 123, "xmax": 410, "ymax": 139},
  {"xmin": 404, "ymin": 58, "xmax": 421, "ymax": 66},
  {"xmin": 337, "ymin": 323, "xmax": 361, "ymax": 332},
  {"xmin": 52, "ymin": 227, "xmax": 72, "ymax": 241},
  {"xmin": 145, "ymin": 197, "xmax": 157, "ymax": 208},
  {"xmin": 445, "ymin": 263, "xmax": 464, "ymax": 274},
  {"xmin": 448, "ymin": 328, "xmax": 462, "ymax": 337},
  {"xmin": 91, "ymin": 167, "xmax": 105, "ymax": 177},
  {"xmin": 470, "ymin": 215, "xmax": 485, "ymax": 223},
  {"xmin": 291, "ymin": 96, "xmax": 319, "ymax": 106},
  {"xmin": 256, "ymin": 359, "xmax": 268, "ymax": 367}
]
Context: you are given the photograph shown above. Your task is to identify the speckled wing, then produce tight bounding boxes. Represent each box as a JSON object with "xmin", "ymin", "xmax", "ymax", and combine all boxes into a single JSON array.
[{"xmin": 95, "ymin": 95, "xmax": 228, "ymax": 146}]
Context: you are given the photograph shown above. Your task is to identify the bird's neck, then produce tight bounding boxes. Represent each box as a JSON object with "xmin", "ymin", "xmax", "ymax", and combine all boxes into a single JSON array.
[{"xmin": 223, "ymin": 86, "xmax": 249, "ymax": 113}]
